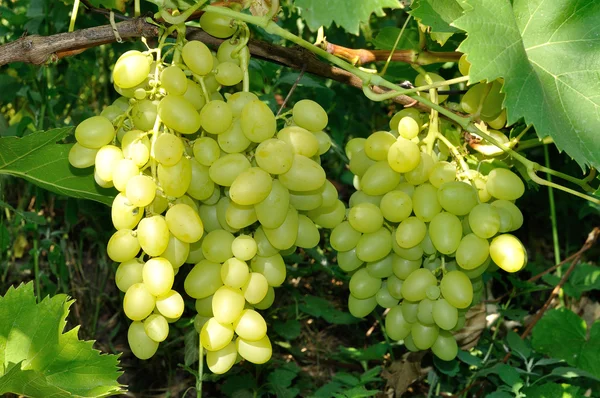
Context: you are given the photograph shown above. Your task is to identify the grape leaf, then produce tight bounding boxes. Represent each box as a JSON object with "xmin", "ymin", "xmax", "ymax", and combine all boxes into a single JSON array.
[
  {"xmin": 0, "ymin": 128, "xmax": 115, "ymax": 206},
  {"xmin": 522, "ymin": 383, "xmax": 585, "ymax": 398},
  {"xmin": 453, "ymin": 0, "xmax": 600, "ymax": 170},
  {"xmin": 531, "ymin": 308, "xmax": 600, "ymax": 378},
  {"xmin": 0, "ymin": 282, "xmax": 123, "ymax": 397},
  {"xmin": 410, "ymin": 0, "xmax": 464, "ymax": 33},
  {"xmin": 295, "ymin": 0, "xmax": 400, "ymax": 35}
]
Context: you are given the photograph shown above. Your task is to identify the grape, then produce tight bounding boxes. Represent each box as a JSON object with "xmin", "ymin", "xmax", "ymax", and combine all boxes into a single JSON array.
[
  {"xmin": 234, "ymin": 309, "xmax": 267, "ymax": 341},
  {"xmin": 240, "ymin": 100, "xmax": 276, "ymax": 143},
  {"xmin": 162, "ymin": 234, "xmax": 189, "ymax": 268},
  {"xmin": 314, "ymin": 131, "xmax": 332, "ymax": 155},
  {"xmin": 69, "ymin": 143, "xmax": 99, "ymax": 168},
  {"xmin": 460, "ymin": 83, "xmax": 486, "ymax": 114},
  {"xmin": 389, "ymin": 108, "xmax": 422, "ymax": 131},
  {"xmin": 345, "ymin": 138, "xmax": 367, "ymax": 160},
  {"xmin": 142, "ymin": 257, "xmax": 174, "ymax": 296},
  {"xmin": 255, "ymin": 139, "xmax": 294, "ymax": 174},
  {"xmin": 395, "ymin": 217, "xmax": 427, "ymax": 248},
  {"xmin": 157, "ymin": 291, "xmax": 183, "ymax": 321},
  {"xmin": 348, "ymin": 294, "xmax": 378, "ymax": 318},
  {"xmin": 429, "ymin": 212, "xmax": 462, "ymax": 255},
  {"xmin": 349, "ymin": 148, "xmax": 376, "ymax": 176},
  {"xmin": 292, "ymin": 99, "xmax": 328, "ymax": 132},
  {"xmin": 468, "ymin": 203, "xmax": 500, "ymax": 238},
  {"xmin": 184, "ymin": 260, "xmax": 223, "ymax": 299},
  {"xmin": 137, "ymin": 215, "xmax": 170, "ymax": 256},
  {"xmin": 360, "ymin": 161, "xmax": 402, "ymax": 196},
  {"xmin": 182, "ymin": 41, "xmax": 213, "ymax": 75},
  {"xmin": 112, "ymin": 193, "xmax": 143, "ymax": 230},
  {"xmin": 229, "ymin": 167, "xmax": 272, "ymax": 206},
  {"xmin": 201, "ymin": 229, "xmax": 234, "ymax": 263},
  {"xmin": 393, "ymin": 239, "xmax": 424, "ymax": 261},
  {"xmin": 158, "ymin": 95, "xmax": 201, "ymax": 134},
  {"xmin": 405, "ymin": 153, "xmax": 434, "ymax": 186},
  {"xmin": 480, "ymin": 80, "xmax": 505, "ymax": 121},
  {"xmin": 195, "ymin": 296, "xmax": 214, "ymax": 318},
  {"xmin": 279, "ymin": 155, "xmax": 326, "ymax": 192},
  {"xmin": 411, "ymin": 322, "xmax": 439, "ymax": 350},
  {"xmin": 366, "ymin": 254, "xmax": 393, "ymax": 278},
  {"xmin": 165, "ymin": 203, "xmax": 204, "ymax": 243},
  {"xmin": 183, "ymin": 80, "xmax": 206, "ymax": 110},
  {"xmin": 128, "ymin": 321, "xmax": 159, "ymax": 360},
  {"xmin": 251, "ymin": 254, "xmax": 286, "ymax": 287},
  {"xmin": 458, "ymin": 54, "xmax": 471, "ymax": 76},
  {"xmin": 376, "ymin": 285, "xmax": 399, "ymax": 308},
  {"xmin": 402, "ymin": 268, "xmax": 437, "ymax": 302},
  {"xmin": 440, "ymin": 270, "xmax": 473, "ymax": 309},
  {"xmin": 489, "ymin": 234, "xmax": 527, "ymax": 272},
  {"xmin": 112, "ymin": 159, "xmax": 139, "ymax": 192},
  {"xmin": 226, "ymin": 201, "xmax": 258, "ymax": 229},
  {"xmin": 431, "ymin": 330, "xmax": 458, "ymax": 361},
  {"xmin": 379, "ymin": 190, "xmax": 412, "ymax": 223},
  {"xmin": 456, "ymin": 233, "xmax": 490, "ymax": 270},
  {"xmin": 217, "ymin": 40, "xmax": 249, "ymax": 66},
  {"xmin": 421, "ymin": 231, "xmax": 437, "ymax": 255},
  {"xmin": 426, "ymin": 285, "xmax": 440, "ymax": 300},
  {"xmin": 200, "ymin": 100, "xmax": 233, "ymax": 135},
  {"xmin": 438, "ymin": 181, "xmax": 478, "ymax": 216},
  {"xmin": 94, "ymin": 145, "xmax": 123, "ymax": 182},
  {"xmin": 262, "ymin": 207, "xmax": 299, "ymax": 250},
  {"xmin": 144, "ymin": 314, "xmax": 169, "ymax": 342},
  {"xmin": 231, "ymin": 235, "xmax": 257, "ymax": 262},
  {"xmin": 432, "ymin": 298, "xmax": 458, "ymax": 330},
  {"xmin": 209, "ymin": 153, "xmax": 251, "ymax": 187},
  {"xmin": 161, "ymin": 65, "xmax": 187, "ymax": 96},
  {"xmin": 227, "ymin": 91, "xmax": 258, "ymax": 117},
  {"xmin": 218, "ymin": 119, "xmax": 252, "ymax": 154},
  {"xmin": 188, "ymin": 159, "xmax": 215, "ymax": 201},
  {"xmin": 131, "ymin": 99, "xmax": 158, "ymax": 131},
  {"xmin": 255, "ymin": 180, "xmax": 290, "ymax": 229},
  {"xmin": 348, "ymin": 203, "xmax": 383, "ymax": 234},
  {"xmin": 123, "ymin": 283, "xmax": 155, "ymax": 321},
  {"xmin": 115, "ymin": 258, "xmax": 144, "ymax": 292},
  {"xmin": 194, "ymin": 315, "xmax": 210, "ymax": 333},
  {"xmin": 215, "ymin": 62, "xmax": 243, "ymax": 86},
  {"xmin": 428, "ymin": 161, "xmax": 457, "ymax": 188},
  {"xmin": 397, "ymin": 115, "xmax": 421, "ymax": 140},
  {"xmin": 387, "ymin": 137, "xmax": 421, "ymax": 173},
  {"xmin": 486, "ymin": 168, "xmax": 525, "ymax": 200},
  {"xmin": 242, "ymin": 272, "xmax": 269, "ymax": 304},
  {"xmin": 404, "ymin": 334, "xmax": 419, "ymax": 352},
  {"xmin": 200, "ymin": 11, "xmax": 236, "ymax": 38},
  {"xmin": 417, "ymin": 298, "xmax": 435, "ymax": 325},
  {"xmin": 385, "ymin": 305, "xmax": 413, "ymax": 340},
  {"xmin": 364, "ymin": 131, "xmax": 396, "ymax": 161},
  {"xmin": 356, "ymin": 227, "xmax": 392, "ymax": 262},
  {"xmin": 330, "ymin": 221, "xmax": 361, "ymax": 252},
  {"xmin": 121, "ymin": 130, "xmax": 150, "ymax": 167},
  {"xmin": 289, "ymin": 188, "xmax": 323, "ymax": 211},
  {"xmin": 236, "ymin": 335, "xmax": 272, "ymax": 364},
  {"xmin": 401, "ymin": 300, "xmax": 419, "ymax": 323},
  {"xmin": 113, "ymin": 50, "xmax": 150, "ymax": 89},
  {"xmin": 207, "ymin": 342, "xmax": 237, "ymax": 374},
  {"xmin": 201, "ymin": 317, "xmax": 234, "ymax": 351},
  {"xmin": 392, "ymin": 256, "xmax": 421, "ymax": 280},
  {"xmin": 221, "ymin": 257, "xmax": 249, "ymax": 289},
  {"xmin": 278, "ymin": 126, "xmax": 320, "ymax": 158},
  {"xmin": 75, "ymin": 116, "xmax": 115, "ymax": 149},
  {"xmin": 349, "ymin": 268, "xmax": 381, "ymax": 299},
  {"xmin": 491, "ymin": 200, "xmax": 523, "ymax": 231},
  {"xmin": 212, "ymin": 286, "xmax": 245, "ymax": 324},
  {"xmin": 193, "ymin": 136, "xmax": 221, "ymax": 166},
  {"xmin": 107, "ymin": 229, "xmax": 140, "ymax": 262},
  {"xmin": 488, "ymin": 109, "xmax": 507, "ymax": 130},
  {"xmin": 154, "ymin": 133, "xmax": 184, "ymax": 166},
  {"xmin": 296, "ymin": 215, "xmax": 320, "ymax": 248},
  {"xmin": 337, "ymin": 248, "xmax": 364, "ymax": 273}
]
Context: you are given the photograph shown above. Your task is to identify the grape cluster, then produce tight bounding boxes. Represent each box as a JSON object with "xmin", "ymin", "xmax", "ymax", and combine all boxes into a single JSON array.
[
  {"xmin": 329, "ymin": 107, "xmax": 528, "ymax": 361},
  {"xmin": 68, "ymin": 12, "xmax": 334, "ymax": 373}
]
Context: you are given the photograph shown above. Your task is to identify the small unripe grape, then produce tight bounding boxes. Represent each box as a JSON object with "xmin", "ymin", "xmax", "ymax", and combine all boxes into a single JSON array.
[
  {"xmin": 128, "ymin": 321, "xmax": 158, "ymax": 360},
  {"xmin": 292, "ymin": 99, "xmax": 328, "ymax": 132},
  {"xmin": 489, "ymin": 234, "xmax": 527, "ymax": 272},
  {"xmin": 123, "ymin": 283, "xmax": 155, "ymax": 321}
]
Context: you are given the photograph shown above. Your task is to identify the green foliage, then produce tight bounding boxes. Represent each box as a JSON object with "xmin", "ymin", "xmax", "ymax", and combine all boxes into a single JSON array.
[
  {"xmin": 0, "ymin": 282, "xmax": 122, "ymax": 397},
  {"xmin": 0, "ymin": 128, "xmax": 115, "ymax": 206},
  {"xmin": 454, "ymin": 0, "xmax": 600, "ymax": 170}
]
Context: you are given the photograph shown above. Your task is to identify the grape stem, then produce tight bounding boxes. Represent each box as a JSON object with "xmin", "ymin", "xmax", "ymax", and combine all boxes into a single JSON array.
[
  {"xmin": 197, "ymin": 339, "xmax": 204, "ymax": 398},
  {"xmin": 379, "ymin": 14, "xmax": 411, "ymax": 76},
  {"xmin": 159, "ymin": 0, "xmax": 208, "ymax": 25}
]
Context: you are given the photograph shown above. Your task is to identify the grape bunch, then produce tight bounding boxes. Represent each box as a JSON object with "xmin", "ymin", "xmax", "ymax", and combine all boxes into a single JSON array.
[
  {"xmin": 68, "ymin": 11, "xmax": 335, "ymax": 374},
  {"xmin": 329, "ymin": 106, "xmax": 528, "ymax": 361}
]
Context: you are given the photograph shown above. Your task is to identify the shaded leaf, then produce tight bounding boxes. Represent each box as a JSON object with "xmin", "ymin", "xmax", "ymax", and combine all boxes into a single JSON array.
[
  {"xmin": 370, "ymin": 26, "xmax": 420, "ymax": 50},
  {"xmin": 507, "ymin": 330, "xmax": 531, "ymax": 359},
  {"xmin": 550, "ymin": 366, "xmax": 600, "ymax": 382},
  {"xmin": 184, "ymin": 329, "xmax": 199, "ymax": 366},
  {"xmin": 522, "ymin": 383, "xmax": 585, "ymax": 398},
  {"xmin": 273, "ymin": 319, "xmax": 302, "ymax": 340},
  {"xmin": 300, "ymin": 295, "xmax": 360, "ymax": 325},
  {"xmin": 410, "ymin": 0, "xmax": 464, "ymax": 33}
]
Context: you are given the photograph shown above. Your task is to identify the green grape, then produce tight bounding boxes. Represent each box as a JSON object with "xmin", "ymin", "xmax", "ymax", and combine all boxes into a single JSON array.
[
  {"xmin": 345, "ymin": 137, "xmax": 366, "ymax": 160},
  {"xmin": 217, "ymin": 40, "xmax": 249, "ymax": 65},
  {"xmin": 356, "ymin": 227, "xmax": 392, "ymax": 262},
  {"xmin": 421, "ymin": 231, "xmax": 437, "ymax": 255},
  {"xmin": 95, "ymin": 145, "xmax": 123, "ymax": 182},
  {"xmin": 137, "ymin": 215, "xmax": 170, "ymax": 256},
  {"xmin": 165, "ymin": 203, "xmax": 204, "ymax": 243},
  {"xmin": 386, "ymin": 275, "xmax": 403, "ymax": 299},
  {"xmin": 251, "ymin": 254, "xmax": 286, "ymax": 286},
  {"xmin": 398, "ymin": 116, "xmax": 420, "ymax": 139},
  {"xmin": 366, "ymin": 254, "xmax": 393, "ymax": 278},
  {"xmin": 411, "ymin": 322, "xmax": 440, "ymax": 350},
  {"xmin": 184, "ymin": 259, "xmax": 223, "ymax": 299},
  {"xmin": 123, "ymin": 283, "xmax": 155, "ymax": 321},
  {"xmin": 194, "ymin": 315, "xmax": 210, "ymax": 333},
  {"xmin": 225, "ymin": 201, "xmax": 258, "ymax": 229},
  {"xmin": 468, "ymin": 203, "xmax": 500, "ymax": 239},
  {"xmin": 157, "ymin": 294, "xmax": 182, "ymax": 321},
  {"xmin": 174, "ymin": 194, "xmax": 199, "ymax": 213},
  {"xmin": 277, "ymin": 126, "xmax": 320, "ymax": 158},
  {"xmin": 488, "ymin": 109, "xmax": 507, "ymax": 130},
  {"xmin": 458, "ymin": 54, "xmax": 471, "ymax": 76},
  {"xmin": 162, "ymin": 234, "xmax": 189, "ymax": 268},
  {"xmin": 387, "ymin": 138, "xmax": 421, "ymax": 173},
  {"xmin": 240, "ymin": 100, "xmax": 277, "ymax": 143},
  {"xmin": 417, "ymin": 298, "xmax": 435, "ymax": 325},
  {"xmin": 292, "ymin": 99, "xmax": 328, "ymax": 132},
  {"xmin": 212, "ymin": 286, "xmax": 245, "ymax": 324},
  {"xmin": 154, "ymin": 133, "xmax": 183, "ymax": 166},
  {"xmin": 201, "ymin": 317, "xmax": 234, "ymax": 351},
  {"xmin": 432, "ymin": 330, "xmax": 458, "ymax": 361},
  {"xmin": 349, "ymin": 191, "xmax": 383, "ymax": 207},
  {"xmin": 423, "ymin": 255, "xmax": 441, "ymax": 272},
  {"xmin": 68, "ymin": 143, "xmax": 99, "ymax": 168},
  {"xmin": 75, "ymin": 116, "xmax": 115, "ymax": 149},
  {"xmin": 432, "ymin": 298, "xmax": 458, "ymax": 330},
  {"xmin": 229, "ymin": 167, "xmax": 272, "ymax": 206},
  {"xmin": 428, "ymin": 161, "xmax": 457, "ymax": 188},
  {"xmin": 330, "ymin": 221, "xmax": 362, "ymax": 252},
  {"xmin": 131, "ymin": 99, "xmax": 157, "ymax": 131},
  {"xmin": 456, "ymin": 233, "xmax": 490, "ymax": 270},
  {"xmin": 360, "ymin": 161, "xmax": 402, "ymax": 196},
  {"xmin": 142, "ymin": 257, "xmax": 174, "ymax": 296},
  {"xmin": 348, "ymin": 294, "xmax": 377, "ymax": 318},
  {"xmin": 306, "ymin": 199, "xmax": 346, "ymax": 228},
  {"xmin": 405, "ymin": 153, "xmax": 434, "ymax": 185},
  {"xmin": 182, "ymin": 40, "xmax": 213, "ymax": 75},
  {"xmin": 460, "ymin": 256, "xmax": 490, "ymax": 279},
  {"xmin": 494, "ymin": 205, "xmax": 513, "ymax": 233},
  {"xmin": 349, "ymin": 148, "xmax": 376, "ymax": 177},
  {"xmin": 255, "ymin": 138, "xmax": 294, "ymax": 174},
  {"xmin": 395, "ymin": 217, "xmax": 427, "ymax": 248},
  {"xmin": 188, "ymin": 159, "xmax": 215, "ymax": 201},
  {"xmin": 113, "ymin": 50, "xmax": 150, "ymax": 89},
  {"xmin": 376, "ymin": 284, "xmax": 399, "ymax": 308},
  {"xmin": 128, "ymin": 321, "xmax": 159, "ymax": 360},
  {"xmin": 218, "ymin": 119, "xmax": 252, "ymax": 154},
  {"xmin": 237, "ymin": 335, "xmax": 272, "ymax": 364},
  {"xmin": 392, "ymin": 256, "xmax": 421, "ymax": 280},
  {"xmin": 107, "ymin": 229, "xmax": 140, "ymax": 262},
  {"xmin": 404, "ymin": 334, "xmax": 419, "ymax": 352},
  {"xmin": 125, "ymin": 175, "xmax": 156, "ymax": 207},
  {"xmin": 429, "ymin": 212, "xmax": 463, "ymax": 255},
  {"xmin": 480, "ymin": 79, "xmax": 505, "ymax": 121},
  {"xmin": 183, "ymin": 80, "xmax": 206, "ymax": 110},
  {"xmin": 242, "ymin": 272, "xmax": 269, "ymax": 304},
  {"xmin": 207, "ymin": 341, "xmax": 237, "ymax": 374},
  {"xmin": 115, "ymin": 258, "xmax": 144, "ymax": 292},
  {"xmin": 186, "ymin": 239, "xmax": 205, "ymax": 264},
  {"xmin": 364, "ymin": 131, "xmax": 396, "ymax": 161},
  {"xmin": 426, "ymin": 285, "xmax": 440, "ymax": 300},
  {"xmin": 410, "ymin": 183, "xmax": 441, "ymax": 222},
  {"xmin": 158, "ymin": 95, "xmax": 201, "ymax": 134},
  {"xmin": 348, "ymin": 203, "xmax": 383, "ymax": 234},
  {"xmin": 201, "ymin": 229, "xmax": 235, "ymax": 263},
  {"xmin": 215, "ymin": 62, "xmax": 243, "ymax": 86},
  {"xmin": 296, "ymin": 215, "xmax": 320, "ymax": 249},
  {"xmin": 160, "ymin": 65, "xmax": 187, "ymax": 96},
  {"xmin": 254, "ymin": 226, "xmax": 278, "ymax": 257},
  {"xmin": 231, "ymin": 235, "xmax": 257, "ymax": 261},
  {"xmin": 200, "ymin": 11, "xmax": 236, "ymax": 38},
  {"xmin": 199, "ymin": 100, "xmax": 233, "ymax": 135},
  {"xmin": 349, "ymin": 268, "xmax": 382, "ymax": 299},
  {"xmin": 144, "ymin": 314, "xmax": 169, "ymax": 342},
  {"xmin": 440, "ymin": 270, "xmax": 473, "ymax": 309},
  {"xmin": 100, "ymin": 104, "xmax": 122, "ymax": 123},
  {"xmin": 255, "ymin": 180, "xmax": 290, "ymax": 229},
  {"xmin": 489, "ymin": 234, "xmax": 527, "ymax": 272},
  {"xmin": 396, "ymin": 182, "xmax": 416, "ymax": 197},
  {"xmin": 385, "ymin": 305, "xmax": 413, "ymax": 340},
  {"xmin": 379, "ymin": 190, "xmax": 412, "ymax": 223},
  {"xmin": 112, "ymin": 159, "xmax": 139, "ymax": 192},
  {"xmin": 234, "ymin": 309, "xmax": 267, "ymax": 341},
  {"xmin": 486, "ymin": 168, "xmax": 525, "ymax": 200},
  {"xmin": 415, "ymin": 72, "xmax": 449, "ymax": 103},
  {"xmin": 193, "ymin": 136, "xmax": 220, "ymax": 166},
  {"xmin": 392, "ymin": 239, "xmax": 424, "ymax": 261},
  {"xmin": 401, "ymin": 300, "xmax": 419, "ymax": 323},
  {"xmin": 111, "ymin": 193, "xmax": 143, "ymax": 230},
  {"xmin": 278, "ymin": 155, "xmax": 326, "ymax": 192},
  {"xmin": 195, "ymin": 296, "xmax": 214, "ymax": 317},
  {"xmin": 221, "ymin": 257, "xmax": 250, "ymax": 289},
  {"xmin": 437, "ymin": 181, "xmax": 478, "ymax": 216},
  {"xmin": 460, "ymin": 83, "xmax": 487, "ymax": 114},
  {"xmin": 289, "ymin": 188, "xmax": 323, "ymax": 211},
  {"xmin": 226, "ymin": 92, "xmax": 257, "ymax": 117},
  {"xmin": 491, "ymin": 200, "xmax": 523, "ymax": 231},
  {"xmin": 121, "ymin": 130, "xmax": 150, "ymax": 167},
  {"xmin": 337, "ymin": 248, "xmax": 364, "ymax": 272},
  {"xmin": 402, "ymin": 268, "xmax": 437, "ymax": 302},
  {"xmin": 263, "ymin": 207, "xmax": 298, "ymax": 250},
  {"xmin": 314, "ymin": 131, "xmax": 332, "ymax": 155},
  {"xmin": 209, "ymin": 153, "xmax": 251, "ymax": 187},
  {"xmin": 389, "ymin": 108, "xmax": 422, "ymax": 131}
]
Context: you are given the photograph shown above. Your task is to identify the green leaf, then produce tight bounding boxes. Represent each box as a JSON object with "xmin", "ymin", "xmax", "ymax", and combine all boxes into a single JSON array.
[
  {"xmin": 0, "ymin": 282, "xmax": 123, "ymax": 397},
  {"xmin": 184, "ymin": 329, "xmax": 199, "ymax": 366},
  {"xmin": 0, "ymin": 128, "xmax": 115, "ymax": 206},
  {"xmin": 295, "ymin": 0, "xmax": 400, "ymax": 35},
  {"xmin": 370, "ymin": 26, "xmax": 420, "ymax": 50},
  {"xmin": 273, "ymin": 319, "xmax": 302, "ymax": 340},
  {"xmin": 453, "ymin": 0, "xmax": 600, "ymax": 170},
  {"xmin": 531, "ymin": 308, "xmax": 600, "ymax": 378},
  {"xmin": 507, "ymin": 330, "xmax": 531, "ymax": 359},
  {"xmin": 564, "ymin": 263, "xmax": 600, "ymax": 298},
  {"xmin": 410, "ymin": 0, "xmax": 465, "ymax": 44},
  {"xmin": 300, "ymin": 295, "xmax": 360, "ymax": 325},
  {"xmin": 550, "ymin": 366, "xmax": 600, "ymax": 382},
  {"xmin": 433, "ymin": 356, "xmax": 459, "ymax": 376},
  {"xmin": 522, "ymin": 383, "xmax": 585, "ymax": 398}
]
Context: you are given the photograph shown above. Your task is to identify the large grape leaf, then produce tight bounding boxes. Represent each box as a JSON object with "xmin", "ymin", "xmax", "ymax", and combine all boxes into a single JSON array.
[
  {"xmin": 0, "ymin": 128, "xmax": 115, "ymax": 206},
  {"xmin": 453, "ymin": 0, "xmax": 600, "ymax": 170},
  {"xmin": 294, "ymin": 0, "xmax": 400, "ymax": 35},
  {"xmin": 0, "ymin": 282, "xmax": 123, "ymax": 397}
]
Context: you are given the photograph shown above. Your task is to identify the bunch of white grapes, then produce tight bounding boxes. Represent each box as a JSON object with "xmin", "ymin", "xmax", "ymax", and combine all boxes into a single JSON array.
[
  {"xmin": 68, "ymin": 11, "xmax": 336, "ymax": 374},
  {"xmin": 329, "ymin": 107, "xmax": 527, "ymax": 361}
]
